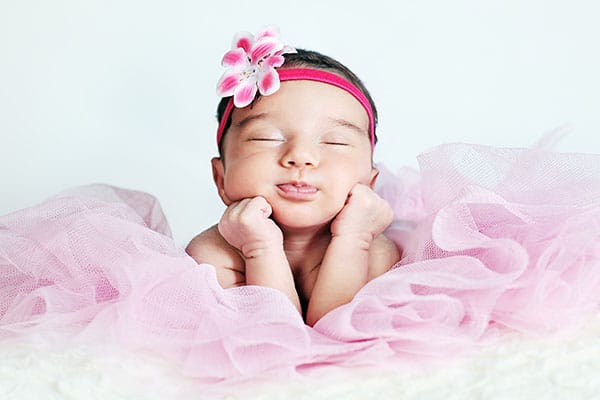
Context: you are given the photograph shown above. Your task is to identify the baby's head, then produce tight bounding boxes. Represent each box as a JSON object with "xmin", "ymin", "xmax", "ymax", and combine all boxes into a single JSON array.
[
  {"xmin": 216, "ymin": 47, "xmax": 379, "ymax": 155},
  {"xmin": 211, "ymin": 28, "xmax": 380, "ymax": 229}
]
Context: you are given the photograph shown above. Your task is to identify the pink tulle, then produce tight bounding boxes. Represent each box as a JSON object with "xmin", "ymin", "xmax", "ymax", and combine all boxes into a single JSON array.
[{"xmin": 1, "ymin": 143, "xmax": 600, "ymax": 385}]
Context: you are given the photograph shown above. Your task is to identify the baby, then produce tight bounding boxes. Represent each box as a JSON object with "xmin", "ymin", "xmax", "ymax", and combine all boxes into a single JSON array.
[{"xmin": 186, "ymin": 28, "xmax": 400, "ymax": 326}]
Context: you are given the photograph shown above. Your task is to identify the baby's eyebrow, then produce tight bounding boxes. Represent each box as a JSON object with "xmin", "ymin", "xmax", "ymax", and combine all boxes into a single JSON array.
[
  {"xmin": 328, "ymin": 118, "xmax": 368, "ymax": 136},
  {"xmin": 235, "ymin": 113, "xmax": 268, "ymax": 128}
]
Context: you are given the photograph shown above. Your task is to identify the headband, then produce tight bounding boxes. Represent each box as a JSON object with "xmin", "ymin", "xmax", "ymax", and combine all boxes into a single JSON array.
[{"xmin": 216, "ymin": 68, "xmax": 376, "ymax": 148}]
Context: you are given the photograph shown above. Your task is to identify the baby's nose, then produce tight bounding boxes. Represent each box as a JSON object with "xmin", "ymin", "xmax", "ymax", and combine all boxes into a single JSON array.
[{"xmin": 281, "ymin": 143, "xmax": 319, "ymax": 167}]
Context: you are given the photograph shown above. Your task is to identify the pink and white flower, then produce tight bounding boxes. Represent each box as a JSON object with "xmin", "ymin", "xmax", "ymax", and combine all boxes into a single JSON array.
[{"xmin": 216, "ymin": 27, "xmax": 296, "ymax": 108}]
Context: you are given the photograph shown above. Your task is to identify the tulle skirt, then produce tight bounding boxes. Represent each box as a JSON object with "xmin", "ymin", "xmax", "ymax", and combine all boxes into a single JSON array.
[{"xmin": 1, "ymin": 142, "xmax": 599, "ymax": 384}]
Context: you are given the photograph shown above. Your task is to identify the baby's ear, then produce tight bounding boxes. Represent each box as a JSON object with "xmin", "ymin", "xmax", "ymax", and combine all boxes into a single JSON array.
[
  {"xmin": 211, "ymin": 157, "xmax": 232, "ymax": 205},
  {"xmin": 368, "ymin": 166, "xmax": 379, "ymax": 189}
]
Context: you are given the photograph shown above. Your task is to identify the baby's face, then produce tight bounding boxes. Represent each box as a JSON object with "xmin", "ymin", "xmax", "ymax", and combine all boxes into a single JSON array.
[{"xmin": 213, "ymin": 80, "xmax": 377, "ymax": 231}]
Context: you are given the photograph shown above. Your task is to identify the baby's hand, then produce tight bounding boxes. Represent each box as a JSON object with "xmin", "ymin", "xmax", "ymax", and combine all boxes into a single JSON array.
[
  {"xmin": 218, "ymin": 197, "xmax": 284, "ymax": 259},
  {"xmin": 330, "ymin": 184, "xmax": 394, "ymax": 246}
]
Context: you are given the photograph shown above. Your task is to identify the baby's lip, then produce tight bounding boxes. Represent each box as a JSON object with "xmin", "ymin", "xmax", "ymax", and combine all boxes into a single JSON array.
[{"xmin": 277, "ymin": 182, "xmax": 319, "ymax": 199}]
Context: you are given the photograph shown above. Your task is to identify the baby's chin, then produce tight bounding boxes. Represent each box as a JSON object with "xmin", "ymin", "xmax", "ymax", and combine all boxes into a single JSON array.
[{"xmin": 270, "ymin": 206, "xmax": 343, "ymax": 232}]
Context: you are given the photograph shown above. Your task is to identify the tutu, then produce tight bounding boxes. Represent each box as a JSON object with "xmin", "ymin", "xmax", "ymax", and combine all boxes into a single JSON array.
[{"xmin": 1, "ymin": 142, "xmax": 600, "ymax": 385}]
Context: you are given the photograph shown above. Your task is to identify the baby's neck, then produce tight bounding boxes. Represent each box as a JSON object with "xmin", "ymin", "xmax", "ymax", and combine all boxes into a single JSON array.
[
  {"xmin": 282, "ymin": 226, "xmax": 330, "ymax": 275},
  {"xmin": 280, "ymin": 225, "xmax": 332, "ymax": 315}
]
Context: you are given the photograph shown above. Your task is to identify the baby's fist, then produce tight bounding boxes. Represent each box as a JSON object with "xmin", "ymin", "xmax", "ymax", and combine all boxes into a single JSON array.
[
  {"xmin": 331, "ymin": 184, "xmax": 394, "ymax": 244},
  {"xmin": 218, "ymin": 197, "xmax": 283, "ymax": 258}
]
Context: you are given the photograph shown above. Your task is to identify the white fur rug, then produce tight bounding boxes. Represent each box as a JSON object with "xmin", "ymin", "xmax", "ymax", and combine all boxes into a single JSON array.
[{"xmin": 2, "ymin": 313, "xmax": 599, "ymax": 400}]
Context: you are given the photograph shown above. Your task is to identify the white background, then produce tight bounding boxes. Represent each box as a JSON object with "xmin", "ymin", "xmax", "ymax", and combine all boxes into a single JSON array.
[{"xmin": 1, "ymin": 0, "xmax": 599, "ymax": 245}]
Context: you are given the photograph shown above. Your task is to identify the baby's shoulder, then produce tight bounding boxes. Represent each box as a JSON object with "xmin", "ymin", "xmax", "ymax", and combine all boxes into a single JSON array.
[
  {"xmin": 186, "ymin": 225, "xmax": 243, "ymax": 268},
  {"xmin": 367, "ymin": 234, "xmax": 401, "ymax": 280}
]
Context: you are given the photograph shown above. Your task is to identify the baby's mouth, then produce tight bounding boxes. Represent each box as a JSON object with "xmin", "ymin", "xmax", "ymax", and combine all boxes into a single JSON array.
[{"xmin": 277, "ymin": 182, "xmax": 319, "ymax": 199}]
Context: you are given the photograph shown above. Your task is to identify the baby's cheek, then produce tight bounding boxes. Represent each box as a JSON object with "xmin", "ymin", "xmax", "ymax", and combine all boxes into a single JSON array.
[
  {"xmin": 224, "ymin": 188, "xmax": 251, "ymax": 203},
  {"xmin": 223, "ymin": 181, "xmax": 263, "ymax": 203}
]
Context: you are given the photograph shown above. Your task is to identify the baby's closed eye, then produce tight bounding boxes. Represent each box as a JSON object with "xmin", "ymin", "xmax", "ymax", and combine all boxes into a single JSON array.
[
  {"xmin": 322, "ymin": 139, "xmax": 350, "ymax": 146},
  {"xmin": 248, "ymin": 136, "xmax": 285, "ymax": 142},
  {"xmin": 320, "ymin": 133, "xmax": 354, "ymax": 146},
  {"xmin": 243, "ymin": 130, "xmax": 286, "ymax": 143}
]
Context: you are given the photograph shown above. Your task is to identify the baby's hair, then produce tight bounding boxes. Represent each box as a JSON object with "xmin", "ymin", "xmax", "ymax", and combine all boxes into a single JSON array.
[{"xmin": 216, "ymin": 48, "xmax": 379, "ymax": 154}]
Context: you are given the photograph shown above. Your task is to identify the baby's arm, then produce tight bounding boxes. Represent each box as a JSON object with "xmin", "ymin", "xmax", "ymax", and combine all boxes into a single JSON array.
[
  {"xmin": 217, "ymin": 197, "xmax": 301, "ymax": 313},
  {"xmin": 306, "ymin": 184, "xmax": 398, "ymax": 326},
  {"xmin": 186, "ymin": 226, "xmax": 246, "ymax": 287}
]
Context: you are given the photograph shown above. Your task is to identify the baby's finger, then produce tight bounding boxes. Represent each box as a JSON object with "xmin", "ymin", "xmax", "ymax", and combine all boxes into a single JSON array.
[
  {"xmin": 349, "ymin": 183, "xmax": 371, "ymax": 199},
  {"xmin": 222, "ymin": 198, "xmax": 249, "ymax": 220},
  {"xmin": 247, "ymin": 196, "xmax": 272, "ymax": 218}
]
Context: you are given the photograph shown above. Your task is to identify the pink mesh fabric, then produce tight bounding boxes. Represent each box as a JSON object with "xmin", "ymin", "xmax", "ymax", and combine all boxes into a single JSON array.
[{"xmin": 1, "ymin": 143, "xmax": 600, "ymax": 385}]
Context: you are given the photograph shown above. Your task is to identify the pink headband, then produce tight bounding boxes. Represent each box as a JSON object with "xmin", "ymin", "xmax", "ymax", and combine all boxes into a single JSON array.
[{"xmin": 216, "ymin": 68, "xmax": 376, "ymax": 148}]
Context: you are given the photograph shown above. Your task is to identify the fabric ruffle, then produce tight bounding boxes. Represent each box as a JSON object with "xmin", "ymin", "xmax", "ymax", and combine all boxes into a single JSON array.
[{"xmin": 1, "ymin": 143, "xmax": 599, "ymax": 384}]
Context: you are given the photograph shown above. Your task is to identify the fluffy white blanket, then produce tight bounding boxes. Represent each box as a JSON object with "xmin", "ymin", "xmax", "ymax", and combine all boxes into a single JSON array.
[{"xmin": 2, "ymin": 314, "xmax": 598, "ymax": 399}]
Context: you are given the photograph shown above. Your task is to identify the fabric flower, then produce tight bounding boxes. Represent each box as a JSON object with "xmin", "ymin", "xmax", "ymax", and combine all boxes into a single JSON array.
[{"xmin": 216, "ymin": 27, "xmax": 297, "ymax": 108}]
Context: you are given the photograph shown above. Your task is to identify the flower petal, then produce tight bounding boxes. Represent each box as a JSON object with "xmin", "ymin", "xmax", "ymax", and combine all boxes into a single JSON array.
[
  {"xmin": 257, "ymin": 67, "xmax": 280, "ymax": 96},
  {"xmin": 216, "ymin": 70, "xmax": 242, "ymax": 97},
  {"xmin": 255, "ymin": 26, "xmax": 280, "ymax": 41},
  {"xmin": 249, "ymin": 38, "xmax": 283, "ymax": 64},
  {"xmin": 233, "ymin": 80, "xmax": 258, "ymax": 108},
  {"xmin": 265, "ymin": 55, "xmax": 285, "ymax": 68},
  {"xmin": 232, "ymin": 31, "xmax": 254, "ymax": 52},
  {"xmin": 221, "ymin": 48, "xmax": 249, "ymax": 68}
]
